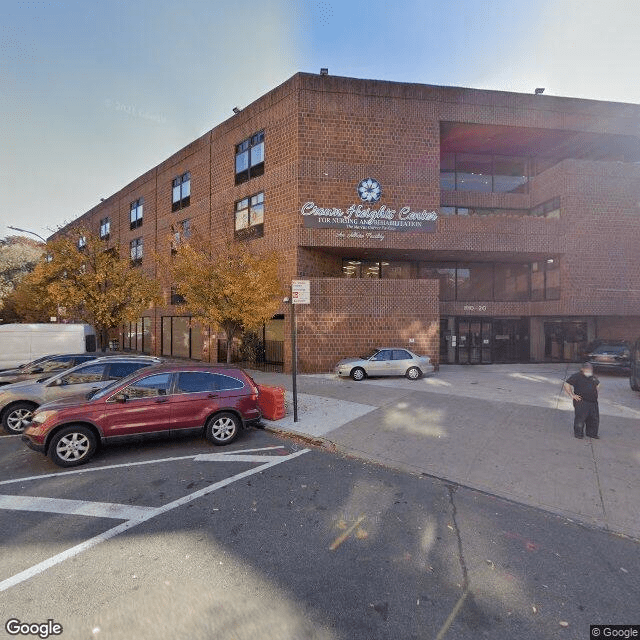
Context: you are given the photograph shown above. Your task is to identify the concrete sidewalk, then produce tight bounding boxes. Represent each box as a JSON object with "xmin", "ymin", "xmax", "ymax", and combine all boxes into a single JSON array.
[{"xmin": 250, "ymin": 364, "xmax": 640, "ymax": 540}]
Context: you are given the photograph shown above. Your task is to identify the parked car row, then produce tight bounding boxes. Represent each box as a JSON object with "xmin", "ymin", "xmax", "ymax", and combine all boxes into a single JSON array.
[
  {"xmin": 0, "ymin": 349, "xmax": 263, "ymax": 468},
  {"xmin": 22, "ymin": 363, "xmax": 261, "ymax": 467}
]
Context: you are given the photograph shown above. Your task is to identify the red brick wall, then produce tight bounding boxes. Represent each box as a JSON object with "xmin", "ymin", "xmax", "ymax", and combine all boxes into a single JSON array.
[
  {"xmin": 52, "ymin": 72, "xmax": 640, "ymax": 370},
  {"xmin": 293, "ymin": 278, "xmax": 440, "ymax": 373}
]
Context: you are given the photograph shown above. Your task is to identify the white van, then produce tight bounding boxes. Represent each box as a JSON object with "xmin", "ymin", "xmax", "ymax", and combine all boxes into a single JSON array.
[{"xmin": 0, "ymin": 324, "xmax": 97, "ymax": 370}]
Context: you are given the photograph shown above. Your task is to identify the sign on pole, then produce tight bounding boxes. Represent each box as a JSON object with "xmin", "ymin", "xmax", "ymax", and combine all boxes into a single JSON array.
[{"xmin": 291, "ymin": 280, "xmax": 310, "ymax": 304}]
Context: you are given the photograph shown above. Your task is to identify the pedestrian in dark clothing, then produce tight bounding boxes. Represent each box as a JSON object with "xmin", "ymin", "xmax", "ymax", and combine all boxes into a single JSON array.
[{"xmin": 563, "ymin": 363, "xmax": 601, "ymax": 439}]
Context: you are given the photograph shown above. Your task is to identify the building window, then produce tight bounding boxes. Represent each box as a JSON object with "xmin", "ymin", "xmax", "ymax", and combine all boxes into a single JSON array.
[
  {"xmin": 441, "ymin": 153, "xmax": 529, "ymax": 194},
  {"xmin": 494, "ymin": 263, "xmax": 530, "ymax": 301},
  {"xmin": 531, "ymin": 197, "xmax": 561, "ymax": 218},
  {"xmin": 234, "ymin": 192, "xmax": 264, "ymax": 240},
  {"xmin": 99, "ymin": 217, "xmax": 110, "ymax": 239},
  {"xmin": 235, "ymin": 131, "xmax": 264, "ymax": 185},
  {"xmin": 77, "ymin": 236, "xmax": 86, "ymax": 250},
  {"xmin": 130, "ymin": 198, "xmax": 143, "ymax": 229},
  {"xmin": 171, "ymin": 219, "xmax": 191, "ymax": 254},
  {"xmin": 172, "ymin": 172, "xmax": 191, "ymax": 212},
  {"xmin": 161, "ymin": 316, "xmax": 203, "ymax": 360},
  {"xmin": 440, "ymin": 206, "xmax": 529, "ymax": 217},
  {"xmin": 130, "ymin": 237, "xmax": 143, "ymax": 266},
  {"xmin": 121, "ymin": 318, "xmax": 151, "ymax": 354},
  {"xmin": 170, "ymin": 287, "xmax": 185, "ymax": 305},
  {"xmin": 456, "ymin": 263, "xmax": 495, "ymax": 301}
]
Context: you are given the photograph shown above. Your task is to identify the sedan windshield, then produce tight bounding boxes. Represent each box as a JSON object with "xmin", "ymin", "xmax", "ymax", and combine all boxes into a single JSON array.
[{"xmin": 360, "ymin": 349, "xmax": 380, "ymax": 360}]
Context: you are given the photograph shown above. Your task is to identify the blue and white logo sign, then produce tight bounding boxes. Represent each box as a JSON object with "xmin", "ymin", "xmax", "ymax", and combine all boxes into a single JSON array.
[{"xmin": 357, "ymin": 178, "xmax": 382, "ymax": 203}]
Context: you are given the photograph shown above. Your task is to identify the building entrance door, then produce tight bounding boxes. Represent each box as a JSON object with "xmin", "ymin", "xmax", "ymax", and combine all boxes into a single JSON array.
[{"xmin": 457, "ymin": 318, "xmax": 492, "ymax": 364}]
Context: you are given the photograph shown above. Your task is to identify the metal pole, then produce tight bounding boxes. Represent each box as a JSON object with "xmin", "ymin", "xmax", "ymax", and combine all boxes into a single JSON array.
[{"xmin": 290, "ymin": 291, "xmax": 299, "ymax": 422}]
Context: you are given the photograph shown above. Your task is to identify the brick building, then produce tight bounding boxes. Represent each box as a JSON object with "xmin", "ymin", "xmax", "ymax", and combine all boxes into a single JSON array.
[{"xmin": 56, "ymin": 72, "xmax": 640, "ymax": 371}]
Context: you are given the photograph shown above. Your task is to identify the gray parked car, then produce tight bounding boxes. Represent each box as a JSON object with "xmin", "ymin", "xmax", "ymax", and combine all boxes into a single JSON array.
[
  {"xmin": 0, "ymin": 354, "xmax": 101, "ymax": 386},
  {"xmin": 335, "ymin": 348, "xmax": 434, "ymax": 381},
  {"xmin": 0, "ymin": 356, "xmax": 161, "ymax": 434}
]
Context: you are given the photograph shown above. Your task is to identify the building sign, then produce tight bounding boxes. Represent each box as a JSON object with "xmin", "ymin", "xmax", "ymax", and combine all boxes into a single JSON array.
[
  {"xmin": 291, "ymin": 280, "xmax": 311, "ymax": 304},
  {"xmin": 301, "ymin": 179, "xmax": 438, "ymax": 233}
]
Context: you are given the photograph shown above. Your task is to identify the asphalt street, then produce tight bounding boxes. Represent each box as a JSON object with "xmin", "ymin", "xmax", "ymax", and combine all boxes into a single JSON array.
[{"xmin": 1, "ymin": 427, "xmax": 638, "ymax": 640}]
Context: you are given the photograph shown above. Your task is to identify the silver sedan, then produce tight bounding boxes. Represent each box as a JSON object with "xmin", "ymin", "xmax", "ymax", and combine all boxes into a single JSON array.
[{"xmin": 335, "ymin": 348, "xmax": 434, "ymax": 381}]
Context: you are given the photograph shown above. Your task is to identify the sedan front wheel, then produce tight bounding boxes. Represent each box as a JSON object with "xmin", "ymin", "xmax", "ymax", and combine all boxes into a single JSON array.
[{"xmin": 350, "ymin": 367, "xmax": 366, "ymax": 381}]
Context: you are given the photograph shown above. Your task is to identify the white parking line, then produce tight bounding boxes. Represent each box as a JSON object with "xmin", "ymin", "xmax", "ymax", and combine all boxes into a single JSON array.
[
  {"xmin": 0, "ymin": 495, "xmax": 157, "ymax": 521},
  {"xmin": 0, "ymin": 448, "xmax": 309, "ymax": 592},
  {"xmin": 0, "ymin": 446, "xmax": 288, "ymax": 487}
]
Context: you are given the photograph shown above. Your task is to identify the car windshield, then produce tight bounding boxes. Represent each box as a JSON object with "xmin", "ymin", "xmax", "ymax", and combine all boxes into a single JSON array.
[
  {"xmin": 592, "ymin": 345, "xmax": 628, "ymax": 355},
  {"xmin": 360, "ymin": 349, "xmax": 380, "ymax": 360}
]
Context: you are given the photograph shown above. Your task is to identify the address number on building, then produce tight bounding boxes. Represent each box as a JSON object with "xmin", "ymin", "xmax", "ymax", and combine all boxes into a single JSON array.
[
  {"xmin": 291, "ymin": 280, "xmax": 311, "ymax": 305},
  {"xmin": 463, "ymin": 305, "xmax": 487, "ymax": 312}
]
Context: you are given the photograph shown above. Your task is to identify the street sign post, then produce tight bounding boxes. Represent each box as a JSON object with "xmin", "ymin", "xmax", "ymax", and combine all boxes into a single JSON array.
[{"xmin": 290, "ymin": 280, "xmax": 310, "ymax": 422}]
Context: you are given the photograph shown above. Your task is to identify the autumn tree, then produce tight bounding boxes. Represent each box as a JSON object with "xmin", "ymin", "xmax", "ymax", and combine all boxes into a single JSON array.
[
  {"xmin": 0, "ymin": 236, "xmax": 44, "ymax": 320},
  {"xmin": 168, "ymin": 234, "xmax": 282, "ymax": 363},
  {"xmin": 11, "ymin": 229, "xmax": 161, "ymax": 349}
]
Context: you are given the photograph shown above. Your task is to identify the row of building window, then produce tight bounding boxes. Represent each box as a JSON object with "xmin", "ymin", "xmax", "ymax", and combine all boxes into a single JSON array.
[
  {"xmin": 440, "ymin": 197, "xmax": 561, "ymax": 219},
  {"xmin": 441, "ymin": 153, "xmax": 529, "ymax": 194},
  {"xmin": 95, "ymin": 130, "xmax": 265, "ymax": 248},
  {"xmin": 342, "ymin": 258, "xmax": 560, "ymax": 301}
]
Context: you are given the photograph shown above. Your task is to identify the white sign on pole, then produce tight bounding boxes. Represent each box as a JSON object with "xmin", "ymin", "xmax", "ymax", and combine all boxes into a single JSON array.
[{"xmin": 291, "ymin": 280, "xmax": 311, "ymax": 305}]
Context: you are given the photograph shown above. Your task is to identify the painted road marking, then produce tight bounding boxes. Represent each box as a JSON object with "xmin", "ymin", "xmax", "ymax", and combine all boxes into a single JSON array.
[
  {"xmin": 0, "ymin": 495, "xmax": 157, "ymax": 520},
  {"xmin": 0, "ymin": 448, "xmax": 309, "ymax": 592},
  {"xmin": 0, "ymin": 446, "xmax": 288, "ymax": 487},
  {"xmin": 194, "ymin": 453, "xmax": 288, "ymax": 462}
]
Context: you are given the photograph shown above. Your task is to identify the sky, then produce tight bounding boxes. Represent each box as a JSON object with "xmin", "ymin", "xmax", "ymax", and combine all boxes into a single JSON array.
[{"xmin": 1, "ymin": 0, "xmax": 639, "ymax": 241}]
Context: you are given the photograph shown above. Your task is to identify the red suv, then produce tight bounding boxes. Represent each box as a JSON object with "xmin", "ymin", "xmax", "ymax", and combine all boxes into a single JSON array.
[{"xmin": 22, "ymin": 364, "xmax": 261, "ymax": 467}]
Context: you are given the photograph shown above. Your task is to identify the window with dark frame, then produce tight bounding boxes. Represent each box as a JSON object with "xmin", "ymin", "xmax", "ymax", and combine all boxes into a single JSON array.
[
  {"xmin": 171, "ymin": 219, "xmax": 191, "ymax": 254},
  {"xmin": 341, "ymin": 258, "xmax": 561, "ymax": 301},
  {"xmin": 77, "ymin": 236, "xmax": 86, "ymax": 250},
  {"xmin": 440, "ymin": 152, "xmax": 529, "ymax": 194},
  {"xmin": 235, "ymin": 131, "xmax": 264, "ymax": 185},
  {"xmin": 130, "ymin": 198, "xmax": 143, "ymax": 229},
  {"xmin": 170, "ymin": 286, "xmax": 185, "ymax": 305},
  {"xmin": 130, "ymin": 237, "xmax": 143, "ymax": 265},
  {"xmin": 172, "ymin": 172, "xmax": 191, "ymax": 212},
  {"xmin": 99, "ymin": 217, "xmax": 110, "ymax": 239},
  {"xmin": 234, "ymin": 191, "xmax": 264, "ymax": 240}
]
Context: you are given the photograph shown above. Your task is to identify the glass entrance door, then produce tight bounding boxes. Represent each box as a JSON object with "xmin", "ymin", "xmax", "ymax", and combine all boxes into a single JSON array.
[{"xmin": 457, "ymin": 318, "xmax": 492, "ymax": 364}]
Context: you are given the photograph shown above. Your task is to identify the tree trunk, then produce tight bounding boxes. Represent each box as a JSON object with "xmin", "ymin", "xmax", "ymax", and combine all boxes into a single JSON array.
[{"xmin": 226, "ymin": 333, "xmax": 233, "ymax": 363}]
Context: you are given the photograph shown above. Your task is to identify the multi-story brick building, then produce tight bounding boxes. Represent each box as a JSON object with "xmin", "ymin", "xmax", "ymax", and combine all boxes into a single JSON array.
[{"xmin": 56, "ymin": 72, "xmax": 640, "ymax": 371}]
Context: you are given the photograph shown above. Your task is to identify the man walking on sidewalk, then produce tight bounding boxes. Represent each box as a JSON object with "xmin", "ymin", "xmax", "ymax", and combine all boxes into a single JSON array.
[{"xmin": 563, "ymin": 363, "xmax": 601, "ymax": 439}]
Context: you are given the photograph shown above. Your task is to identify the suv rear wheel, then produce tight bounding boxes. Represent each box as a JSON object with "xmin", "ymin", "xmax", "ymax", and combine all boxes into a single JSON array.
[{"xmin": 205, "ymin": 412, "xmax": 240, "ymax": 445}]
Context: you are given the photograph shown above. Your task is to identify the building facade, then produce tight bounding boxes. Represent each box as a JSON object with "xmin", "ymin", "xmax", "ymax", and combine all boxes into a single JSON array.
[{"xmin": 57, "ymin": 72, "xmax": 640, "ymax": 371}]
